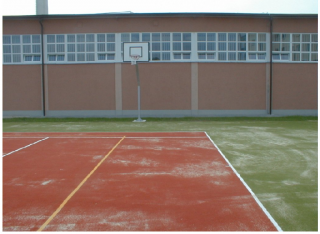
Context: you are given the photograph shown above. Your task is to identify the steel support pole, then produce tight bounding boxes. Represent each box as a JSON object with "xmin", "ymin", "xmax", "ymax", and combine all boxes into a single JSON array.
[{"xmin": 133, "ymin": 63, "xmax": 146, "ymax": 122}]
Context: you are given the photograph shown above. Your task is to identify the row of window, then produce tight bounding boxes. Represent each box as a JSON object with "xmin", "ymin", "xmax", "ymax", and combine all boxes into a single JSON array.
[{"xmin": 3, "ymin": 32, "xmax": 318, "ymax": 64}]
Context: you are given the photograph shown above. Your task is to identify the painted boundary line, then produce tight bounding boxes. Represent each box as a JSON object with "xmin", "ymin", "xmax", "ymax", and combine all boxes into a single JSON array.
[
  {"xmin": 3, "ymin": 137, "xmax": 49, "ymax": 157},
  {"xmin": 37, "ymin": 136, "xmax": 126, "ymax": 232},
  {"xmin": 204, "ymin": 132, "xmax": 283, "ymax": 232}
]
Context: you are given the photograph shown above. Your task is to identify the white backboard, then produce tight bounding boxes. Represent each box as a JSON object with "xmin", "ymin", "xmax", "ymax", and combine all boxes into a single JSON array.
[{"xmin": 123, "ymin": 42, "xmax": 149, "ymax": 62}]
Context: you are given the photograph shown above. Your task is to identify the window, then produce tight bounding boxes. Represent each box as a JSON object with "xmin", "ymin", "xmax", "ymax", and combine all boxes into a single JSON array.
[
  {"xmin": 3, "ymin": 34, "xmax": 41, "ymax": 63},
  {"xmin": 97, "ymin": 33, "xmax": 116, "ymax": 61}
]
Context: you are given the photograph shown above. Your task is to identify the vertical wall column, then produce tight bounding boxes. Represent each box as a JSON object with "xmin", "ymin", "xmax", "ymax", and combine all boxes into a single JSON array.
[
  {"xmin": 191, "ymin": 63, "xmax": 198, "ymax": 115},
  {"xmin": 266, "ymin": 63, "xmax": 271, "ymax": 114},
  {"xmin": 115, "ymin": 63, "xmax": 122, "ymax": 115}
]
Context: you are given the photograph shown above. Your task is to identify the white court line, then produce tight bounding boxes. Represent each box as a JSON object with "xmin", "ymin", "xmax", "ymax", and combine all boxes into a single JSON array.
[
  {"xmin": 204, "ymin": 132, "xmax": 283, "ymax": 232},
  {"xmin": 3, "ymin": 137, "xmax": 49, "ymax": 157}
]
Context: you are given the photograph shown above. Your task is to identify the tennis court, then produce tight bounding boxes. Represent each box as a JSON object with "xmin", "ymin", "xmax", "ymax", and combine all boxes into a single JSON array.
[{"xmin": 3, "ymin": 131, "xmax": 280, "ymax": 231}]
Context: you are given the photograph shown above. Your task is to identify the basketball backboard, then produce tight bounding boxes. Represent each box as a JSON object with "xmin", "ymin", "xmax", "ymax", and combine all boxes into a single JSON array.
[{"xmin": 123, "ymin": 42, "xmax": 149, "ymax": 62}]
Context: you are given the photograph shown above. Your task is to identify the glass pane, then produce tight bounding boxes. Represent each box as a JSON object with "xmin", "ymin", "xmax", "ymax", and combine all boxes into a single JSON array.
[
  {"xmin": 86, "ymin": 43, "xmax": 95, "ymax": 52},
  {"xmin": 173, "ymin": 33, "xmax": 181, "ymax": 41},
  {"xmin": 152, "ymin": 42, "xmax": 160, "ymax": 51},
  {"xmin": 218, "ymin": 52, "xmax": 226, "ymax": 60},
  {"xmin": 228, "ymin": 33, "xmax": 236, "ymax": 41},
  {"xmin": 228, "ymin": 42, "xmax": 236, "ymax": 51},
  {"xmin": 198, "ymin": 53, "xmax": 206, "ymax": 59},
  {"xmin": 152, "ymin": 52, "xmax": 161, "ymax": 60},
  {"xmin": 238, "ymin": 43, "xmax": 246, "ymax": 51},
  {"xmin": 67, "ymin": 53, "xmax": 76, "ymax": 61},
  {"xmin": 292, "ymin": 43, "xmax": 300, "ymax": 51},
  {"xmin": 248, "ymin": 33, "xmax": 256, "ymax": 42},
  {"xmin": 272, "ymin": 54, "xmax": 280, "ymax": 60},
  {"xmin": 301, "ymin": 53, "xmax": 309, "ymax": 61},
  {"xmin": 218, "ymin": 33, "xmax": 226, "ymax": 41},
  {"xmin": 249, "ymin": 53, "xmax": 256, "ymax": 59},
  {"xmin": 152, "ymin": 33, "xmax": 160, "ymax": 41},
  {"xmin": 311, "ymin": 34, "xmax": 318, "ymax": 42},
  {"xmin": 57, "ymin": 55, "xmax": 64, "ymax": 61},
  {"xmin": 131, "ymin": 33, "xmax": 140, "ymax": 42},
  {"xmin": 121, "ymin": 33, "xmax": 130, "ymax": 42},
  {"xmin": 183, "ymin": 42, "xmax": 191, "ymax": 51},
  {"xmin": 3, "ymin": 36, "xmax": 11, "ymax": 44},
  {"xmin": 207, "ymin": 53, "xmax": 215, "ymax": 59},
  {"xmin": 197, "ymin": 33, "xmax": 206, "ymax": 41},
  {"xmin": 4, "ymin": 54, "xmax": 11, "ymax": 63},
  {"xmin": 198, "ymin": 42, "xmax": 206, "ymax": 51},
  {"xmin": 77, "ymin": 34, "xmax": 85, "ymax": 42},
  {"xmin": 25, "ymin": 55, "xmax": 33, "ymax": 61},
  {"xmin": 57, "ymin": 44, "xmax": 65, "ymax": 52},
  {"xmin": 258, "ymin": 33, "xmax": 266, "ymax": 42},
  {"xmin": 238, "ymin": 33, "xmax": 246, "ymax": 41},
  {"xmin": 218, "ymin": 42, "xmax": 226, "ymax": 51},
  {"xmin": 228, "ymin": 52, "xmax": 236, "ymax": 60},
  {"xmin": 173, "ymin": 53, "xmax": 181, "ymax": 59},
  {"xmin": 162, "ymin": 42, "xmax": 170, "ymax": 51},
  {"xmin": 272, "ymin": 43, "xmax": 280, "ymax": 51},
  {"xmin": 97, "ymin": 34, "xmax": 105, "ymax": 42},
  {"xmin": 57, "ymin": 35, "xmax": 64, "ymax": 43},
  {"xmin": 311, "ymin": 53, "xmax": 318, "ymax": 61},
  {"xmin": 33, "ymin": 55, "xmax": 41, "ymax": 61},
  {"xmin": 162, "ymin": 33, "xmax": 170, "ymax": 41},
  {"xmin": 107, "ymin": 34, "xmax": 115, "ymax": 42},
  {"xmin": 281, "ymin": 43, "xmax": 290, "ymax": 51},
  {"xmin": 258, "ymin": 43, "xmax": 266, "ymax": 51},
  {"xmin": 183, "ymin": 33, "xmax": 191, "ymax": 41},
  {"xmin": 23, "ymin": 35, "xmax": 31, "ymax": 43},
  {"xmin": 33, "ymin": 45, "xmax": 41, "ymax": 53},
  {"xmin": 302, "ymin": 43, "xmax": 310, "ymax": 51},
  {"xmin": 142, "ymin": 33, "xmax": 150, "ymax": 42},
  {"xmin": 173, "ymin": 42, "xmax": 181, "ymax": 51},
  {"xmin": 207, "ymin": 42, "xmax": 216, "ymax": 51},
  {"xmin": 302, "ymin": 34, "xmax": 310, "ymax": 42},
  {"xmin": 13, "ymin": 54, "xmax": 21, "ymax": 62},
  {"xmin": 238, "ymin": 52, "xmax": 246, "ymax": 60},
  {"xmin": 47, "ymin": 44, "xmax": 55, "ymax": 52},
  {"xmin": 47, "ymin": 35, "xmax": 55, "ymax": 43},
  {"xmin": 292, "ymin": 53, "xmax": 300, "ymax": 61},
  {"xmin": 107, "ymin": 54, "xmax": 115, "ymax": 60},
  {"xmin": 12, "ymin": 45, "xmax": 21, "ymax": 53},
  {"xmin": 77, "ymin": 44, "xmax": 85, "ymax": 52},
  {"xmin": 23, "ymin": 45, "xmax": 31, "ymax": 53},
  {"xmin": 183, "ymin": 53, "xmax": 190, "ymax": 59},
  {"xmin": 98, "ymin": 54, "xmax": 106, "ymax": 60},
  {"xmin": 67, "ymin": 35, "xmax": 75, "ymax": 42},
  {"xmin": 281, "ymin": 54, "xmax": 289, "ymax": 60},
  {"xmin": 77, "ymin": 53, "xmax": 85, "ymax": 61},
  {"xmin": 258, "ymin": 53, "xmax": 266, "ymax": 60},
  {"xmin": 86, "ymin": 53, "xmax": 95, "ymax": 61},
  {"xmin": 272, "ymin": 34, "xmax": 280, "ymax": 42},
  {"xmin": 86, "ymin": 34, "xmax": 94, "ymax": 42},
  {"xmin": 3, "ymin": 45, "xmax": 11, "ymax": 53},
  {"xmin": 162, "ymin": 52, "xmax": 170, "ymax": 60},
  {"xmin": 282, "ymin": 34, "xmax": 290, "ymax": 42},
  {"xmin": 248, "ymin": 43, "xmax": 256, "ymax": 51},
  {"xmin": 67, "ymin": 44, "xmax": 75, "ymax": 52},
  {"xmin": 107, "ymin": 43, "xmax": 115, "ymax": 52},
  {"xmin": 292, "ymin": 34, "xmax": 300, "ymax": 42},
  {"xmin": 311, "ymin": 44, "xmax": 318, "ymax": 52},
  {"xmin": 48, "ymin": 55, "xmax": 56, "ymax": 61},
  {"xmin": 97, "ymin": 43, "xmax": 105, "ymax": 52},
  {"xmin": 207, "ymin": 33, "xmax": 216, "ymax": 41}
]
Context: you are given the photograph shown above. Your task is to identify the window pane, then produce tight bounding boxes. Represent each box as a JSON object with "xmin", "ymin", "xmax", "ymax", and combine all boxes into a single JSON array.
[
  {"xmin": 162, "ymin": 42, "xmax": 170, "ymax": 51},
  {"xmin": 249, "ymin": 53, "xmax": 256, "ymax": 59},
  {"xmin": 86, "ymin": 43, "xmax": 95, "ymax": 52},
  {"xmin": 57, "ymin": 55, "xmax": 64, "ymax": 61},
  {"xmin": 67, "ymin": 34, "xmax": 75, "ymax": 42},
  {"xmin": 173, "ymin": 53, "xmax": 181, "ymax": 59},
  {"xmin": 142, "ymin": 33, "xmax": 150, "ymax": 42},
  {"xmin": 218, "ymin": 33, "xmax": 226, "ymax": 41},
  {"xmin": 57, "ymin": 35, "xmax": 64, "ymax": 43},
  {"xmin": 107, "ymin": 34, "xmax": 115, "ymax": 42},
  {"xmin": 183, "ymin": 42, "xmax": 191, "ymax": 51},
  {"xmin": 282, "ymin": 34, "xmax": 290, "ymax": 42},
  {"xmin": 47, "ymin": 44, "xmax": 55, "ymax": 52},
  {"xmin": 311, "ymin": 34, "xmax": 318, "ymax": 42},
  {"xmin": 207, "ymin": 53, "xmax": 215, "ymax": 59},
  {"xmin": 33, "ymin": 55, "xmax": 41, "ymax": 61},
  {"xmin": 131, "ymin": 33, "xmax": 140, "ymax": 42},
  {"xmin": 228, "ymin": 42, "xmax": 236, "ymax": 51},
  {"xmin": 183, "ymin": 33, "xmax": 191, "ymax": 41},
  {"xmin": 292, "ymin": 53, "xmax": 300, "ymax": 61},
  {"xmin": 272, "ymin": 43, "xmax": 280, "ymax": 51},
  {"xmin": 3, "ymin": 36, "xmax": 11, "ymax": 44},
  {"xmin": 152, "ymin": 33, "xmax": 160, "ymax": 41},
  {"xmin": 13, "ymin": 54, "xmax": 21, "ymax": 62},
  {"xmin": 281, "ymin": 43, "xmax": 290, "ymax": 51},
  {"xmin": 218, "ymin": 52, "xmax": 226, "ymax": 60},
  {"xmin": 198, "ymin": 42, "xmax": 206, "ymax": 51},
  {"xmin": 272, "ymin": 34, "xmax": 280, "ymax": 42},
  {"xmin": 258, "ymin": 33, "xmax": 266, "ymax": 42},
  {"xmin": 152, "ymin": 42, "xmax": 160, "ymax": 51},
  {"xmin": 248, "ymin": 33, "xmax": 256, "ymax": 42},
  {"xmin": 301, "ymin": 53, "xmax": 309, "ymax": 61},
  {"xmin": 238, "ymin": 33, "xmax": 246, "ymax": 41},
  {"xmin": 77, "ymin": 34, "xmax": 85, "ymax": 42},
  {"xmin": 238, "ymin": 43, "xmax": 246, "ymax": 51},
  {"xmin": 162, "ymin": 52, "xmax": 170, "ymax": 60},
  {"xmin": 302, "ymin": 43, "xmax": 310, "ymax": 51},
  {"xmin": 67, "ymin": 53, "xmax": 76, "ymax": 61},
  {"xmin": 162, "ymin": 33, "xmax": 170, "ymax": 41},
  {"xmin": 77, "ymin": 53, "xmax": 85, "ymax": 61},
  {"xmin": 4, "ymin": 54, "xmax": 11, "ymax": 63},
  {"xmin": 207, "ymin": 42, "xmax": 216, "ymax": 51},
  {"xmin": 67, "ymin": 44, "xmax": 75, "ymax": 52},
  {"xmin": 97, "ymin": 43, "xmax": 105, "ymax": 52},
  {"xmin": 48, "ymin": 55, "xmax": 56, "ymax": 61},
  {"xmin": 292, "ymin": 34, "xmax": 300, "ymax": 42},
  {"xmin": 292, "ymin": 43, "xmax": 300, "ymax": 51},
  {"xmin": 3, "ymin": 45, "xmax": 11, "ymax": 53},
  {"xmin": 311, "ymin": 53, "xmax": 318, "ymax": 61},
  {"xmin": 248, "ymin": 43, "xmax": 256, "ymax": 51},
  {"xmin": 238, "ymin": 52, "xmax": 246, "ymax": 60},
  {"xmin": 23, "ymin": 45, "xmax": 31, "ymax": 53},
  {"xmin": 302, "ymin": 34, "xmax": 310, "ymax": 42},
  {"xmin": 258, "ymin": 43, "xmax": 266, "ymax": 51},
  {"xmin": 12, "ymin": 45, "xmax": 21, "ymax": 53},
  {"xmin": 57, "ymin": 44, "xmax": 65, "ymax": 52},
  {"xmin": 207, "ymin": 33, "xmax": 216, "ymax": 41},
  {"xmin": 228, "ymin": 33, "xmax": 236, "ymax": 41},
  {"xmin": 47, "ymin": 35, "xmax": 55, "ymax": 43},
  {"xmin": 173, "ymin": 42, "xmax": 181, "ymax": 51},
  {"xmin": 25, "ymin": 55, "xmax": 33, "ymax": 61},
  {"xmin": 77, "ymin": 44, "xmax": 85, "ymax": 52},
  {"xmin": 218, "ymin": 42, "xmax": 226, "ymax": 51},
  {"xmin": 197, "ymin": 33, "xmax": 206, "ymax": 41},
  {"xmin": 228, "ymin": 52, "xmax": 236, "ymax": 60},
  {"xmin": 32, "ymin": 45, "xmax": 41, "ymax": 53},
  {"xmin": 258, "ymin": 53, "xmax": 266, "ymax": 60},
  {"xmin": 33, "ymin": 35, "xmax": 41, "ymax": 43},
  {"xmin": 198, "ymin": 53, "xmax": 206, "ymax": 59},
  {"xmin": 107, "ymin": 54, "xmax": 115, "ymax": 60},
  {"xmin": 86, "ymin": 53, "xmax": 95, "ymax": 61},
  {"xmin": 23, "ymin": 35, "xmax": 31, "ymax": 43},
  {"xmin": 86, "ymin": 34, "xmax": 94, "ymax": 42},
  {"xmin": 152, "ymin": 52, "xmax": 160, "ymax": 60},
  {"xmin": 281, "ymin": 54, "xmax": 289, "ymax": 60},
  {"xmin": 97, "ymin": 34, "xmax": 105, "ymax": 42},
  {"xmin": 107, "ymin": 43, "xmax": 115, "ymax": 52},
  {"xmin": 121, "ymin": 33, "xmax": 130, "ymax": 42},
  {"xmin": 183, "ymin": 53, "xmax": 190, "ymax": 59},
  {"xmin": 98, "ymin": 54, "xmax": 106, "ymax": 60},
  {"xmin": 173, "ymin": 33, "xmax": 181, "ymax": 41},
  {"xmin": 311, "ymin": 44, "xmax": 318, "ymax": 52}
]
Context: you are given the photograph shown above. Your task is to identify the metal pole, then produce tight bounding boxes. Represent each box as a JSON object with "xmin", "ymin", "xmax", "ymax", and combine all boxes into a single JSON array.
[{"xmin": 133, "ymin": 63, "xmax": 146, "ymax": 122}]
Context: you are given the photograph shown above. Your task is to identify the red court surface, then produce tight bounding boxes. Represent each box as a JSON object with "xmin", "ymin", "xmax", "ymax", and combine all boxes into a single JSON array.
[{"xmin": 3, "ymin": 132, "xmax": 281, "ymax": 231}]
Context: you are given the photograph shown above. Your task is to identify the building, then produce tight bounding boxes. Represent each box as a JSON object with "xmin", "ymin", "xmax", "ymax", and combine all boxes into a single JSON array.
[{"xmin": 2, "ymin": 12, "xmax": 318, "ymax": 118}]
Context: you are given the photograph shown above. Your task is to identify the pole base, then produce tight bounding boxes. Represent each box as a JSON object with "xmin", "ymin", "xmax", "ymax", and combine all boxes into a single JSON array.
[{"xmin": 133, "ymin": 119, "xmax": 146, "ymax": 122}]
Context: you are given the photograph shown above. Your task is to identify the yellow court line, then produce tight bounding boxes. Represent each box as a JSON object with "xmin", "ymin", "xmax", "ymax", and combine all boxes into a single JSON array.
[{"xmin": 37, "ymin": 136, "xmax": 126, "ymax": 232}]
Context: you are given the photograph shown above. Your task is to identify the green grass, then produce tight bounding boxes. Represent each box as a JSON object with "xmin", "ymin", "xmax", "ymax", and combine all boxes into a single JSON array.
[{"xmin": 3, "ymin": 116, "xmax": 318, "ymax": 231}]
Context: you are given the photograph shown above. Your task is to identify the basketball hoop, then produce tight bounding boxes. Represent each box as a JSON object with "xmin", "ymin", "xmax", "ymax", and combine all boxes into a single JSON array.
[{"xmin": 130, "ymin": 54, "xmax": 141, "ymax": 65}]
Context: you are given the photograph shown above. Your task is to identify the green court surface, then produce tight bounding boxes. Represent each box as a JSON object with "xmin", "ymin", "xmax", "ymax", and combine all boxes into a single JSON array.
[{"xmin": 3, "ymin": 116, "xmax": 318, "ymax": 231}]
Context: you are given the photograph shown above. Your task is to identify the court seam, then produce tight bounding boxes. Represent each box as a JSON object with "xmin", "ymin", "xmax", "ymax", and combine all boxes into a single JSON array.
[
  {"xmin": 204, "ymin": 132, "xmax": 283, "ymax": 232},
  {"xmin": 37, "ymin": 135, "xmax": 126, "ymax": 232},
  {"xmin": 2, "ymin": 137, "xmax": 49, "ymax": 157}
]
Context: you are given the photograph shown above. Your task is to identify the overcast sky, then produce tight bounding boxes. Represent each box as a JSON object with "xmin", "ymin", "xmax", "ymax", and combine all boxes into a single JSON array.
[{"xmin": 1, "ymin": 0, "xmax": 319, "ymax": 15}]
